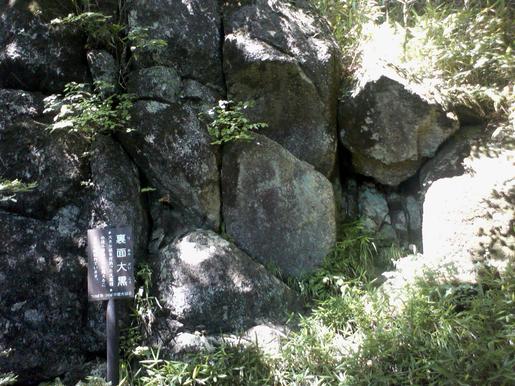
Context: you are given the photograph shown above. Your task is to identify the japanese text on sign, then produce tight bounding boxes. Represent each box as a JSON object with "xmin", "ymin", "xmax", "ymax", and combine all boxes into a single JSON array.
[{"xmin": 87, "ymin": 226, "xmax": 135, "ymax": 301}]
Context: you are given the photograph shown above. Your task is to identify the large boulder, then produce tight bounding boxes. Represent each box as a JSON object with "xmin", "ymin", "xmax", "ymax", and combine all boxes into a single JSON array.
[
  {"xmin": 154, "ymin": 230, "xmax": 300, "ymax": 337},
  {"xmin": 127, "ymin": 0, "xmax": 223, "ymax": 91},
  {"xmin": 0, "ymin": 89, "xmax": 89, "ymax": 219},
  {"xmin": 0, "ymin": 5, "xmax": 88, "ymax": 93},
  {"xmin": 223, "ymin": 0, "xmax": 341, "ymax": 177},
  {"xmin": 339, "ymin": 76, "xmax": 459, "ymax": 186},
  {"xmin": 422, "ymin": 126, "xmax": 515, "ymax": 281},
  {"xmin": 120, "ymin": 100, "xmax": 220, "ymax": 230},
  {"xmin": 0, "ymin": 94, "xmax": 151, "ymax": 383},
  {"xmin": 222, "ymin": 133, "xmax": 336, "ymax": 278},
  {"xmin": 0, "ymin": 209, "xmax": 98, "ymax": 384},
  {"xmin": 89, "ymin": 135, "xmax": 148, "ymax": 259}
]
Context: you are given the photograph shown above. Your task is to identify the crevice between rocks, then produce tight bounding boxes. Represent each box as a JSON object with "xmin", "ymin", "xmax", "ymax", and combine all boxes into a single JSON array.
[
  {"xmin": 218, "ymin": 5, "xmax": 229, "ymax": 235},
  {"xmin": 110, "ymin": 133, "xmax": 154, "ymax": 259}
]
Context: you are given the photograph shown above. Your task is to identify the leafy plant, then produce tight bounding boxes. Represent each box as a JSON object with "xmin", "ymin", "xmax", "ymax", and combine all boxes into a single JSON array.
[
  {"xmin": 51, "ymin": 12, "xmax": 123, "ymax": 49},
  {"xmin": 43, "ymin": 81, "xmax": 135, "ymax": 141},
  {"xmin": 0, "ymin": 373, "xmax": 17, "ymax": 386},
  {"xmin": 47, "ymin": 6, "xmax": 167, "ymax": 143},
  {"xmin": 312, "ymin": 0, "xmax": 385, "ymax": 77},
  {"xmin": 400, "ymin": 0, "xmax": 514, "ymax": 116},
  {"xmin": 202, "ymin": 100, "xmax": 268, "ymax": 145},
  {"xmin": 299, "ymin": 221, "xmax": 382, "ymax": 301},
  {"xmin": 126, "ymin": 27, "xmax": 168, "ymax": 60},
  {"xmin": 136, "ymin": 343, "xmax": 273, "ymax": 386},
  {"xmin": 314, "ymin": 0, "xmax": 514, "ymax": 123},
  {"xmin": 50, "ymin": 11, "xmax": 167, "ymax": 83},
  {"xmin": 0, "ymin": 179, "xmax": 37, "ymax": 202},
  {"xmin": 120, "ymin": 264, "xmax": 162, "ymax": 385}
]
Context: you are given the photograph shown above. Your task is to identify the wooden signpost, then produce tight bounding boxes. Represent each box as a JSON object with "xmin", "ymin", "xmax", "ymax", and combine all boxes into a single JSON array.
[{"xmin": 87, "ymin": 226, "xmax": 135, "ymax": 386}]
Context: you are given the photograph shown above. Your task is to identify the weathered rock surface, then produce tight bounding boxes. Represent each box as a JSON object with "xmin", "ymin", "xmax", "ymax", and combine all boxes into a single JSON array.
[
  {"xmin": 358, "ymin": 183, "xmax": 391, "ymax": 234},
  {"xmin": 422, "ymin": 128, "xmax": 515, "ymax": 280},
  {"xmin": 0, "ymin": 89, "xmax": 89, "ymax": 219},
  {"xmin": 155, "ymin": 230, "xmax": 300, "ymax": 335},
  {"xmin": 0, "ymin": 5, "xmax": 88, "ymax": 93},
  {"xmin": 339, "ymin": 178, "xmax": 422, "ymax": 248},
  {"xmin": 339, "ymin": 177, "xmax": 359, "ymax": 221},
  {"xmin": 0, "ymin": 94, "xmax": 151, "ymax": 383},
  {"xmin": 127, "ymin": 0, "xmax": 223, "ymax": 91},
  {"xmin": 222, "ymin": 133, "xmax": 336, "ymax": 278},
  {"xmin": 128, "ymin": 66, "xmax": 181, "ymax": 104},
  {"xmin": 120, "ymin": 100, "xmax": 220, "ymax": 230},
  {"xmin": 339, "ymin": 76, "xmax": 459, "ymax": 186},
  {"xmin": 223, "ymin": 0, "xmax": 341, "ymax": 176},
  {"xmin": 161, "ymin": 323, "xmax": 288, "ymax": 359},
  {"xmin": 0, "ymin": 210, "xmax": 100, "ymax": 384},
  {"xmin": 89, "ymin": 135, "xmax": 148, "ymax": 258},
  {"xmin": 87, "ymin": 50, "xmax": 118, "ymax": 94}
]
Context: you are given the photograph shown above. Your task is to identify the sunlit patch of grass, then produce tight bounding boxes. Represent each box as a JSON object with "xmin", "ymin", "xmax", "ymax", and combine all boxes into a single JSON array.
[
  {"xmin": 73, "ymin": 225, "xmax": 515, "ymax": 385},
  {"xmin": 313, "ymin": 0, "xmax": 513, "ymax": 122}
]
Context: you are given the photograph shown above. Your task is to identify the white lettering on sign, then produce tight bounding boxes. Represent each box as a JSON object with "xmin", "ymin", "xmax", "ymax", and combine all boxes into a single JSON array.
[
  {"xmin": 117, "ymin": 262, "xmax": 128, "ymax": 272},
  {"xmin": 87, "ymin": 226, "xmax": 135, "ymax": 301},
  {"xmin": 118, "ymin": 276, "xmax": 128, "ymax": 287}
]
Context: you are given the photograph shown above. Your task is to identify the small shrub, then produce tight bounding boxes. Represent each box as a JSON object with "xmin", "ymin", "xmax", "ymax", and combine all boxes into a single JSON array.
[
  {"xmin": 120, "ymin": 264, "xmax": 162, "ymax": 385},
  {"xmin": 51, "ymin": 12, "xmax": 124, "ymax": 49},
  {"xmin": 43, "ymin": 81, "xmax": 135, "ymax": 141},
  {"xmin": 48, "ymin": 8, "xmax": 167, "ymax": 140},
  {"xmin": 0, "ymin": 373, "xmax": 17, "ymax": 386},
  {"xmin": 51, "ymin": 11, "xmax": 167, "ymax": 79},
  {"xmin": 0, "ymin": 179, "xmax": 37, "ymax": 202},
  {"xmin": 136, "ymin": 343, "xmax": 273, "ymax": 386},
  {"xmin": 203, "ymin": 100, "xmax": 268, "ymax": 145},
  {"xmin": 300, "ymin": 221, "xmax": 382, "ymax": 301}
]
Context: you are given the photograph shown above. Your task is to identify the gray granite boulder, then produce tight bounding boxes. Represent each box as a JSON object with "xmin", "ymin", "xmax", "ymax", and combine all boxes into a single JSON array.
[
  {"xmin": 358, "ymin": 183, "xmax": 391, "ymax": 234},
  {"xmin": 155, "ymin": 230, "xmax": 300, "ymax": 335},
  {"xmin": 0, "ymin": 209, "xmax": 98, "ymax": 384},
  {"xmin": 222, "ymin": 133, "xmax": 336, "ymax": 278},
  {"xmin": 120, "ymin": 100, "xmax": 220, "ymax": 230},
  {"xmin": 0, "ymin": 132, "xmax": 151, "ymax": 381},
  {"xmin": 0, "ymin": 92, "xmax": 151, "ymax": 383},
  {"xmin": 0, "ymin": 89, "xmax": 89, "ymax": 219},
  {"xmin": 127, "ymin": 0, "xmax": 223, "ymax": 91},
  {"xmin": 223, "ymin": 0, "xmax": 341, "ymax": 177},
  {"xmin": 339, "ymin": 76, "xmax": 459, "ymax": 186},
  {"xmin": 89, "ymin": 135, "xmax": 148, "ymax": 259},
  {"xmin": 0, "ymin": 5, "xmax": 88, "ymax": 93}
]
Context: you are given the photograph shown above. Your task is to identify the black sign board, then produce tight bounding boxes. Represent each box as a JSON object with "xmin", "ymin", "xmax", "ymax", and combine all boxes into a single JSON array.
[{"xmin": 87, "ymin": 226, "xmax": 135, "ymax": 301}]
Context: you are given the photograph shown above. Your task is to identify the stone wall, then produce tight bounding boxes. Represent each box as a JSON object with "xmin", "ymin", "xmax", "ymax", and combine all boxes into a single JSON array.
[{"xmin": 0, "ymin": 1, "xmax": 512, "ymax": 383}]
